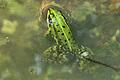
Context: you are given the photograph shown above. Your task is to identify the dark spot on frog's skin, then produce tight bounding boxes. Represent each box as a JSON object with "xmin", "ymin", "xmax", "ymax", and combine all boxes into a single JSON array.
[
  {"xmin": 58, "ymin": 30, "xmax": 60, "ymax": 32},
  {"xmin": 49, "ymin": 24, "xmax": 51, "ymax": 27},
  {"xmin": 68, "ymin": 32, "xmax": 70, "ymax": 34},
  {"xmin": 62, "ymin": 26, "xmax": 65, "ymax": 28},
  {"xmin": 65, "ymin": 40, "xmax": 67, "ymax": 42},
  {"xmin": 48, "ymin": 14, "xmax": 50, "ymax": 18},
  {"xmin": 68, "ymin": 38, "xmax": 70, "ymax": 41},
  {"xmin": 61, "ymin": 33, "xmax": 64, "ymax": 35},
  {"xmin": 48, "ymin": 15, "xmax": 51, "ymax": 20}
]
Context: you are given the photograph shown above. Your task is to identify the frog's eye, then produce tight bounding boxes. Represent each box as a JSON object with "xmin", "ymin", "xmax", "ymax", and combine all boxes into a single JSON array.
[
  {"xmin": 49, "ymin": 20, "xmax": 52, "ymax": 24},
  {"xmin": 48, "ymin": 15, "xmax": 53, "ymax": 25},
  {"xmin": 50, "ymin": 13, "xmax": 54, "ymax": 18}
]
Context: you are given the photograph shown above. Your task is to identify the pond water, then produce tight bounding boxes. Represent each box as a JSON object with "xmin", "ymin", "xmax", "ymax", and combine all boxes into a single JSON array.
[{"xmin": 0, "ymin": 0, "xmax": 120, "ymax": 80}]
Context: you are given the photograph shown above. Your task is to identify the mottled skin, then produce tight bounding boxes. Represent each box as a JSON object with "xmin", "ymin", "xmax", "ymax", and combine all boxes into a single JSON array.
[
  {"xmin": 47, "ymin": 8, "xmax": 74, "ymax": 51},
  {"xmin": 42, "ymin": 7, "xmax": 92, "ymax": 67}
]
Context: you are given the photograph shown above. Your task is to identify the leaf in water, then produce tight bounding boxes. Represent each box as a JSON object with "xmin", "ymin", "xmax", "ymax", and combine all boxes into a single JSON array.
[
  {"xmin": 1, "ymin": 19, "xmax": 17, "ymax": 34},
  {"xmin": 0, "ymin": 36, "xmax": 9, "ymax": 46}
]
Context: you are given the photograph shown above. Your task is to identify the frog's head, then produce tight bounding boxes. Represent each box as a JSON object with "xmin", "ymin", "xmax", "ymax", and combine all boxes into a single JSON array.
[
  {"xmin": 42, "ymin": 6, "xmax": 62, "ymax": 20},
  {"xmin": 39, "ymin": 1, "xmax": 71, "ymax": 23},
  {"xmin": 39, "ymin": 1, "xmax": 62, "ymax": 21}
]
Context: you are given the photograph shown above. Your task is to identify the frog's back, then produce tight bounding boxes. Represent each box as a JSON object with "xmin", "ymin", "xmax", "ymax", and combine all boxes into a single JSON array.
[{"xmin": 46, "ymin": 8, "xmax": 74, "ymax": 51}]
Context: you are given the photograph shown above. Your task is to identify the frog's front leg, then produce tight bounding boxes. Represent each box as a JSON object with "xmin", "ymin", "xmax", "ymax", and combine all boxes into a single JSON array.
[{"xmin": 74, "ymin": 45, "xmax": 94, "ymax": 70}]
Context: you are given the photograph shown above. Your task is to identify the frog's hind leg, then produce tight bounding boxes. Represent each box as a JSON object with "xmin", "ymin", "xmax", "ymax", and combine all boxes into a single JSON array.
[{"xmin": 42, "ymin": 45, "xmax": 69, "ymax": 64}]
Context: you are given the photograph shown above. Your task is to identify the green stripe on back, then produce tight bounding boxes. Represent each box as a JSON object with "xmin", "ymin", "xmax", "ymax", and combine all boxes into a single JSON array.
[{"xmin": 49, "ymin": 8, "xmax": 74, "ymax": 51}]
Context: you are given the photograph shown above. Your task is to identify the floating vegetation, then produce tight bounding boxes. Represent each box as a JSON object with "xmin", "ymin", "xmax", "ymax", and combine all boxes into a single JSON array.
[
  {"xmin": 1, "ymin": 19, "xmax": 17, "ymax": 34},
  {"xmin": 0, "ymin": 36, "xmax": 9, "ymax": 46}
]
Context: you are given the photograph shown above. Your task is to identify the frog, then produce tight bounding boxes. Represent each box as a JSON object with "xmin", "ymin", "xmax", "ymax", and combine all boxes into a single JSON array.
[
  {"xmin": 40, "ymin": 4, "xmax": 92, "ymax": 68},
  {"xmin": 40, "ymin": 3, "xmax": 119, "ymax": 71}
]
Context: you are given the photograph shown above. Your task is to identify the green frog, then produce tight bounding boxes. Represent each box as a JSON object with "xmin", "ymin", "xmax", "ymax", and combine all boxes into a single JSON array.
[
  {"xmin": 41, "ymin": 5, "xmax": 90, "ymax": 66},
  {"xmin": 40, "ymin": 4, "xmax": 119, "ymax": 71}
]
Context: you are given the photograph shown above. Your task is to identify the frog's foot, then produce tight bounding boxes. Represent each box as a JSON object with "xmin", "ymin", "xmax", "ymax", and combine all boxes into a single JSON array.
[
  {"xmin": 72, "ymin": 45, "xmax": 93, "ymax": 70},
  {"xmin": 42, "ymin": 45, "xmax": 70, "ymax": 64}
]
